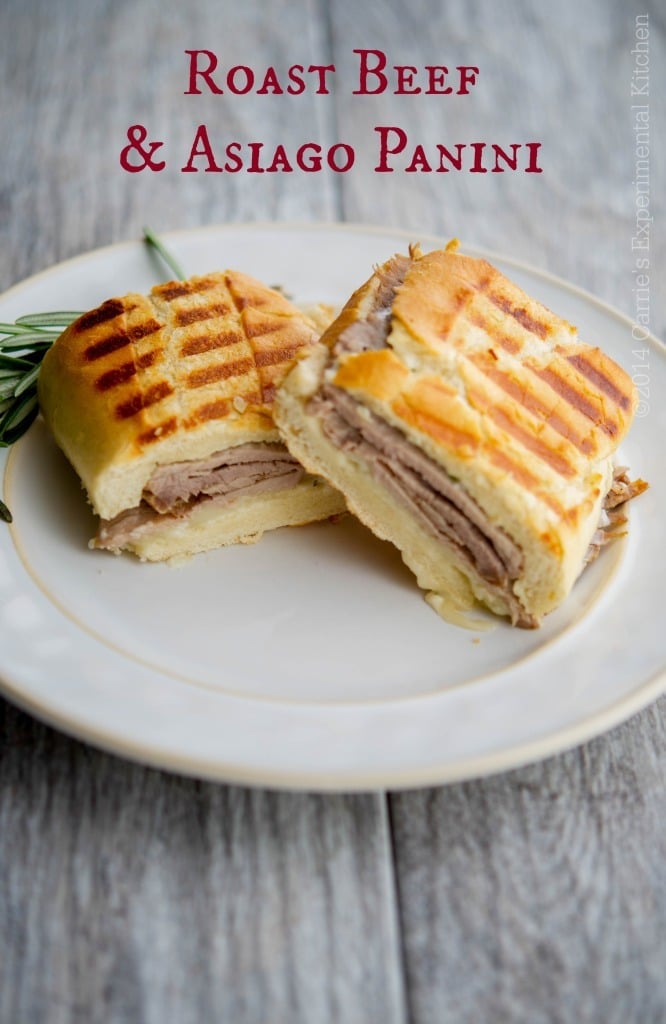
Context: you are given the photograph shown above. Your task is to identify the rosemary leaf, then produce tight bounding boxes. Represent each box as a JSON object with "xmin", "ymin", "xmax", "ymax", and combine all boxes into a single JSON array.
[
  {"xmin": 15, "ymin": 311, "xmax": 81, "ymax": 327},
  {"xmin": 13, "ymin": 363, "xmax": 42, "ymax": 397},
  {"xmin": 0, "ymin": 353, "xmax": 35, "ymax": 371},
  {"xmin": 143, "ymin": 226, "xmax": 186, "ymax": 282},
  {"xmin": 0, "ymin": 322, "xmax": 42, "ymax": 335},
  {"xmin": 0, "ymin": 498, "xmax": 12, "ymax": 524},
  {"xmin": 0, "ymin": 314, "xmax": 81, "ymax": 460},
  {"xmin": 0, "ymin": 392, "xmax": 38, "ymax": 445},
  {"xmin": 0, "ymin": 334, "xmax": 58, "ymax": 351}
]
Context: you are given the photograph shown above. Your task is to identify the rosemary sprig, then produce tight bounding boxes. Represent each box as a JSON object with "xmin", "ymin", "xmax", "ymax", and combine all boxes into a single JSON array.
[
  {"xmin": 0, "ymin": 312, "xmax": 81, "ymax": 449},
  {"xmin": 143, "ymin": 226, "xmax": 186, "ymax": 282},
  {"xmin": 0, "ymin": 228, "xmax": 184, "ymax": 521}
]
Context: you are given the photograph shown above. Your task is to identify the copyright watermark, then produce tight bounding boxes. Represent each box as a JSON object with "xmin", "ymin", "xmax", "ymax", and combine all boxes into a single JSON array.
[{"xmin": 630, "ymin": 13, "xmax": 650, "ymax": 417}]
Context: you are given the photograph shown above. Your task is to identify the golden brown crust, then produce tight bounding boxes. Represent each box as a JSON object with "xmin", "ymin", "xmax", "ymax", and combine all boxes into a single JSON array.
[
  {"xmin": 275, "ymin": 244, "xmax": 640, "ymax": 624},
  {"xmin": 331, "ymin": 249, "xmax": 635, "ymax": 466},
  {"xmin": 38, "ymin": 271, "xmax": 330, "ymax": 520},
  {"xmin": 323, "ymin": 248, "xmax": 636, "ymax": 503}
]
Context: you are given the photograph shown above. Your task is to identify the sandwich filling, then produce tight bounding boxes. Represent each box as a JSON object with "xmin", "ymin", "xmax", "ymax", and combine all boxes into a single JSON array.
[
  {"xmin": 310, "ymin": 384, "xmax": 535, "ymax": 626},
  {"xmin": 306, "ymin": 253, "xmax": 645, "ymax": 627},
  {"xmin": 95, "ymin": 442, "xmax": 306, "ymax": 551},
  {"xmin": 583, "ymin": 467, "xmax": 646, "ymax": 565}
]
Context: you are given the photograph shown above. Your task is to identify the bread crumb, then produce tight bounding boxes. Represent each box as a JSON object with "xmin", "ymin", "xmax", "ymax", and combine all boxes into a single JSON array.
[{"xmin": 233, "ymin": 395, "xmax": 248, "ymax": 413}]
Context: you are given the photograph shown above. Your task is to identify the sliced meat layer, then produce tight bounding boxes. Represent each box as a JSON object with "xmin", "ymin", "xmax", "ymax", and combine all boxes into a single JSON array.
[
  {"xmin": 333, "ymin": 253, "xmax": 412, "ymax": 356},
  {"xmin": 144, "ymin": 443, "xmax": 302, "ymax": 513},
  {"xmin": 310, "ymin": 385, "xmax": 534, "ymax": 626},
  {"xmin": 96, "ymin": 442, "xmax": 304, "ymax": 551},
  {"xmin": 583, "ymin": 467, "xmax": 648, "ymax": 565},
  {"xmin": 311, "ymin": 386, "xmax": 646, "ymax": 623},
  {"xmin": 603, "ymin": 466, "xmax": 648, "ymax": 509}
]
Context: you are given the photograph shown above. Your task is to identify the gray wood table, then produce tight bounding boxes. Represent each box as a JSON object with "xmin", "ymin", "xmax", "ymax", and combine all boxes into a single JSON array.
[{"xmin": 1, "ymin": 1, "xmax": 664, "ymax": 1021}]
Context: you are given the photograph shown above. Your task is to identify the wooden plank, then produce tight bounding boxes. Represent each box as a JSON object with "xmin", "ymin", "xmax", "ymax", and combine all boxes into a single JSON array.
[
  {"xmin": 0, "ymin": 702, "xmax": 407, "ymax": 1024},
  {"xmin": 388, "ymin": 702, "xmax": 666, "ymax": 1023}
]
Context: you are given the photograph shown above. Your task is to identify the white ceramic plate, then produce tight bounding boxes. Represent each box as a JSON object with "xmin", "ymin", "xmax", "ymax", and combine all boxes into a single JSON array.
[{"xmin": 0, "ymin": 224, "xmax": 664, "ymax": 791}]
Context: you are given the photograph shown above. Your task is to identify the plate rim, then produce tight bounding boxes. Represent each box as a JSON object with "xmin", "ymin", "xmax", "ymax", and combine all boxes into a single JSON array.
[
  {"xmin": 0, "ymin": 220, "xmax": 664, "ymax": 791},
  {"xmin": 0, "ymin": 656, "xmax": 663, "ymax": 792}
]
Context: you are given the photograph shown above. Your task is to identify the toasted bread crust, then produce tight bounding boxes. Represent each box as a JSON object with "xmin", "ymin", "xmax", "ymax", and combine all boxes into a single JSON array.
[
  {"xmin": 275, "ymin": 245, "xmax": 639, "ymax": 624},
  {"xmin": 39, "ymin": 271, "xmax": 327, "ymax": 519},
  {"xmin": 324, "ymin": 249, "xmax": 635, "ymax": 471}
]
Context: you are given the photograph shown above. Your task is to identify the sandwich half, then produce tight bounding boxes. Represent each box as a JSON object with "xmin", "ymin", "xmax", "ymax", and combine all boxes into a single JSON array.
[
  {"xmin": 274, "ymin": 242, "xmax": 647, "ymax": 627},
  {"xmin": 38, "ymin": 270, "xmax": 345, "ymax": 560}
]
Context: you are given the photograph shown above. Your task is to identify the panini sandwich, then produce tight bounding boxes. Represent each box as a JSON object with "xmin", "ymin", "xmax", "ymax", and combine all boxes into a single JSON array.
[
  {"xmin": 274, "ymin": 242, "xmax": 647, "ymax": 627},
  {"xmin": 38, "ymin": 270, "xmax": 345, "ymax": 560}
]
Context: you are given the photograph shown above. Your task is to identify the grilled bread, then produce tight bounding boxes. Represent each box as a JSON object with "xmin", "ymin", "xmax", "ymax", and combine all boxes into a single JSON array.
[
  {"xmin": 274, "ymin": 243, "xmax": 646, "ymax": 627},
  {"xmin": 38, "ymin": 271, "xmax": 345, "ymax": 559}
]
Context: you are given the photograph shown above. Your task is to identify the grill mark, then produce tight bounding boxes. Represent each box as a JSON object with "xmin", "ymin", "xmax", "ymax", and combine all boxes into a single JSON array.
[
  {"xmin": 74, "ymin": 299, "xmax": 125, "ymax": 333},
  {"xmin": 96, "ymin": 361, "xmax": 136, "ymax": 391},
  {"xmin": 254, "ymin": 343, "xmax": 304, "ymax": 368},
  {"xmin": 173, "ymin": 303, "xmax": 231, "ymax": 326},
  {"xmin": 498, "ymin": 336, "xmax": 521, "ymax": 354},
  {"xmin": 566, "ymin": 353, "xmax": 632, "ymax": 411},
  {"xmin": 393, "ymin": 396, "xmax": 480, "ymax": 455},
  {"xmin": 489, "ymin": 451, "xmax": 564, "ymax": 516},
  {"xmin": 154, "ymin": 282, "xmax": 191, "ymax": 301},
  {"xmin": 180, "ymin": 330, "xmax": 244, "ymax": 357},
  {"xmin": 243, "ymin": 317, "xmax": 285, "ymax": 339},
  {"xmin": 95, "ymin": 349, "xmax": 160, "ymax": 391},
  {"xmin": 136, "ymin": 349, "xmax": 160, "ymax": 370},
  {"xmin": 153, "ymin": 277, "xmax": 220, "ymax": 301},
  {"xmin": 531, "ymin": 364, "xmax": 618, "ymax": 436},
  {"xmin": 487, "ymin": 293, "xmax": 549, "ymax": 339},
  {"xmin": 187, "ymin": 357, "xmax": 256, "ymax": 388},
  {"xmin": 84, "ymin": 321, "xmax": 161, "ymax": 362},
  {"xmin": 468, "ymin": 389, "xmax": 576, "ymax": 478},
  {"xmin": 85, "ymin": 333, "xmax": 131, "ymax": 362},
  {"xmin": 115, "ymin": 393, "xmax": 143, "ymax": 419},
  {"xmin": 470, "ymin": 356, "xmax": 596, "ymax": 455},
  {"xmin": 128, "ymin": 320, "xmax": 162, "ymax": 341},
  {"xmin": 396, "ymin": 388, "xmax": 565, "ymax": 515},
  {"xmin": 185, "ymin": 398, "xmax": 231, "ymax": 426},
  {"xmin": 468, "ymin": 311, "xmax": 522, "ymax": 354},
  {"xmin": 115, "ymin": 381, "xmax": 173, "ymax": 420},
  {"xmin": 137, "ymin": 418, "xmax": 178, "ymax": 446}
]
